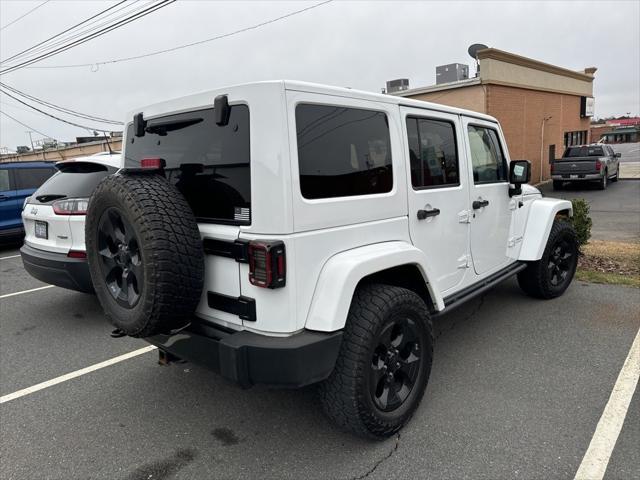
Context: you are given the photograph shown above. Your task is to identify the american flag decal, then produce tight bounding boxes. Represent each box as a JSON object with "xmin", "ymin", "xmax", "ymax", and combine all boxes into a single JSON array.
[{"xmin": 234, "ymin": 207, "xmax": 250, "ymax": 222}]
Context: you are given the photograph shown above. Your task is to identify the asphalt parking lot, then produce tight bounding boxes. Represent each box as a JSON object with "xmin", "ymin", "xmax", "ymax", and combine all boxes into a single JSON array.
[{"xmin": 1, "ymin": 244, "xmax": 638, "ymax": 480}]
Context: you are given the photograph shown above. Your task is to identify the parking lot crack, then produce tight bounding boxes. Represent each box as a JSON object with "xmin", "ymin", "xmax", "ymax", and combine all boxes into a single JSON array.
[{"xmin": 350, "ymin": 432, "xmax": 400, "ymax": 480}]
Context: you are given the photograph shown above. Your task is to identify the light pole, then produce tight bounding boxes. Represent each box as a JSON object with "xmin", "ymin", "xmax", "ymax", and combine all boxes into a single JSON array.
[{"xmin": 540, "ymin": 116, "xmax": 552, "ymax": 183}]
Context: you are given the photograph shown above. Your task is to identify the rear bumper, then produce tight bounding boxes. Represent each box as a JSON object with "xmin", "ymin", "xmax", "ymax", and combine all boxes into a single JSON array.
[
  {"xmin": 20, "ymin": 244, "xmax": 94, "ymax": 293},
  {"xmin": 146, "ymin": 320, "xmax": 343, "ymax": 388},
  {"xmin": 552, "ymin": 173, "xmax": 602, "ymax": 181}
]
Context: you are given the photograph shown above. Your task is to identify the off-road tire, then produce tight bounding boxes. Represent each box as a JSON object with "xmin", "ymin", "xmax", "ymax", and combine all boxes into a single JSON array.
[
  {"xmin": 318, "ymin": 284, "xmax": 433, "ymax": 439},
  {"xmin": 598, "ymin": 171, "xmax": 608, "ymax": 190},
  {"xmin": 86, "ymin": 172, "xmax": 204, "ymax": 337},
  {"xmin": 517, "ymin": 219, "xmax": 578, "ymax": 299},
  {"xmin": 552, "ymin": 180, "xmax": 563, "ymax": 190}
]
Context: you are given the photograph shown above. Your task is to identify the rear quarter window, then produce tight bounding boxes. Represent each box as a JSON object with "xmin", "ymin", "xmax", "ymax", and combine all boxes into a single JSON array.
[{"xmin": 295, "ymin": 104, "xmax": 392, "ymax": 199}]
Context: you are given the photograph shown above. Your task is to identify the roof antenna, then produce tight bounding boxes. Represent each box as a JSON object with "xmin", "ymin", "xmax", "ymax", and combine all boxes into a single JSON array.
[{"xmin": 103, "ymin": 132, "xmax": 114, "ymax": 155}]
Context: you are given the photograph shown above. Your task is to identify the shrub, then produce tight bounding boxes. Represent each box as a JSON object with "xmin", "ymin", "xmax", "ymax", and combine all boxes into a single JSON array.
[{"xmin": 570, "ymin": 198, "xmax": 592, "ymax": 246}]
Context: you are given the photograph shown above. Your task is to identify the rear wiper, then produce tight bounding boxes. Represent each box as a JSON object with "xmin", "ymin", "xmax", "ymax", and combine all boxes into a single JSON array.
[
  {"xmin": 36, "ymin": 194, "xmax": 66, "ymax": 202},
  {"xmin": 145, "ymin": 118, "xmax": 203, "ymax": 136}
]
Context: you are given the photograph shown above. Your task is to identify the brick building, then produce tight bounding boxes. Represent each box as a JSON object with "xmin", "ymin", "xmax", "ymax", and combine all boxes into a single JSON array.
[{"xmin": 392, "ymin": 49, "xmax": 597, "ymax": 183}]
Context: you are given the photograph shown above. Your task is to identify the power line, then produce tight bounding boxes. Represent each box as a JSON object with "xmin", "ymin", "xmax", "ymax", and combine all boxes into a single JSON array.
[
  {"xmin": 1, "ymin": 0, "xmax": 128, "ymax": 65},
  {"xmin": 0, "ymin": 0, "xmax": 51, "ymax": 32},
  {"xmin": 0, "ymin": 88, "xmax": 114, "ymax": 133},
  {"xmin": 0, "ymin": 82, "xmax": 122, "ymax": 125},
  {"xmin": 0, "ymin": 1, "xmax": 176, "ymax": 75},
  {"xmin": 0, "ymin": 110, "xmax": 56, "ymax": 141},
  {"xmin": 3, "ymin": 1, "xmax": 148, "ymax": 66},
  {"xmin": 21, "ymin": 0, "xmax": 334, "ymax": 71}
]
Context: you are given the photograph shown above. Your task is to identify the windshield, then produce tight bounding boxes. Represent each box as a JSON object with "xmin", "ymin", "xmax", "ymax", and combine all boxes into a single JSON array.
[
  {"xmin": 124, "ymin": 105, "xmax": 250, "ymax": 225},
  {"xmin": 564, "ymin": 146, "xmax": 604, "ymax": 157}
]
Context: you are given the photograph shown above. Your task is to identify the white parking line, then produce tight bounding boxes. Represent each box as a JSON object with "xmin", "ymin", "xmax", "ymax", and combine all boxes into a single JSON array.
[
  {"xmin": 0, "ymin": 285, "xmax": 54, "ymax": 299},
  {"xmin": 574, "ymin": 327, "xmax": 640, "ymax": 480},
  {"xmin": 0, "ymin": 345, "xmax": 157, "ymax": 404},
  {"xmin": 0, "ymin": 254, "xmax": 21, "ymax": 260}
]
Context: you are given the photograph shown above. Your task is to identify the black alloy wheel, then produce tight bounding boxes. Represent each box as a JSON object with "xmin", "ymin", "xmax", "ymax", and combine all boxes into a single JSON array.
[
  {"xmin": 370, "ymin": 317, "xmax": 423, "ymax": 412},
  {"xmin": 547, "ymin": 238, "xmax": 574, "ymax": 288},
  {"xmin": 97, "ymin": 207, "xmax": 143, "ymax": 308}
]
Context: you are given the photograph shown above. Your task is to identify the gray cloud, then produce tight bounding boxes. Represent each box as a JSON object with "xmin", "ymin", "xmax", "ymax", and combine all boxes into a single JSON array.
[{"xmin": 1, "ymin": 0, "xmax": 638, "ymax": 149}]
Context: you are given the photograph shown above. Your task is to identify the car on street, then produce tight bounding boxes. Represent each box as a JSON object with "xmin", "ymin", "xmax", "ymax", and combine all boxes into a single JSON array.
[
  {"xmin": 0, "ymin": 161, "xmax": 56, "ymax": 242},
  {"xmin": 83, "ymin": 81, "xmax": 578, "ymax": 438},
  {"xmin": 20, "ymin": 152, "xmax": 120, "ymax": 293},
  {"xmin": 551, "ymin": 144, "xmax": 620, "ymax": 190}
]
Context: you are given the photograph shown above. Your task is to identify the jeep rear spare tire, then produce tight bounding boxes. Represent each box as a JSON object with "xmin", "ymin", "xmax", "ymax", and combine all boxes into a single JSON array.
[{"xmin": 86, "ymin": 172, "xmax": 204, "ymax": 337}]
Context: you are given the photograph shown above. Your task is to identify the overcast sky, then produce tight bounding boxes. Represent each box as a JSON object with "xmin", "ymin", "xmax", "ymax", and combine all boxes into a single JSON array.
[{"xmin": 1, "ymin": 0, "xmax": 639, "ymax": 150}]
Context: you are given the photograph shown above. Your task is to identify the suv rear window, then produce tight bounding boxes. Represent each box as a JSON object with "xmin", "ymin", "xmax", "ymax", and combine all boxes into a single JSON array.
[
  {"xmin": 32, "ymin": 163, "xmax": 117, "ymax": 204},
  {"xmin": 564, "ymin": 146, "xmax": 604, "ymax": 157},
  {"xmin": 124, "ymin": 105, "xmax": 250, "ymax": 225},
  {"xmin": 296, "ymin": 104, "xmax": 392, "ymax": 199}
]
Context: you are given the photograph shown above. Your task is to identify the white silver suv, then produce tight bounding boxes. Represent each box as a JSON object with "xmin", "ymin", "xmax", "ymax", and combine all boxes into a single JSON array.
[{"xmin": 85, "ymin": 81, "xmax": 578, "ymax": 438}]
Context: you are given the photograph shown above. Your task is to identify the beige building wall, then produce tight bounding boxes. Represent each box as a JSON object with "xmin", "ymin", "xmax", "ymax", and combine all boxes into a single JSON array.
[{"xmin": 408, "ymin": 84, "xmax": 486, "ymax": 113}]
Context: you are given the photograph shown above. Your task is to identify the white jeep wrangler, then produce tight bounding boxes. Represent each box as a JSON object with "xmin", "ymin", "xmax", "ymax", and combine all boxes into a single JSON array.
[{"xmin": 85, "ymin": 81, "xmax": 578, "ymax": 438}]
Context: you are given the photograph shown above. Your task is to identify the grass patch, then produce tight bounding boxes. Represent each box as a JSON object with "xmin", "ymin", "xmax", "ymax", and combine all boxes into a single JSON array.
[{"xmin": 577, "ymin": 240, "xmax": 640, "ymax": 288}]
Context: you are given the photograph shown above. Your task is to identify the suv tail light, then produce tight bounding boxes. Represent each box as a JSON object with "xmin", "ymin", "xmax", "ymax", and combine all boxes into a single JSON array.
[
  {"xmin": 248, "ymin": 240, "xmax": 286, "ymax": 289},
  {"xmin": 595, "ymin": 161, "xmax": 601, "ymax": 171},
  {"xmin": 52, "ymin": 198, "xmax": 89, "ymax": 215},
  {"xmin": 141, "ymin": 157, "xmax": 166, "ymax": 169},
  {"xmin": 550, "ymin": 162, "xmax": 554, "ymax": 174},
  {"xmin": 67, "ymin": 250, "xmax": 87, "ymax": 259}
]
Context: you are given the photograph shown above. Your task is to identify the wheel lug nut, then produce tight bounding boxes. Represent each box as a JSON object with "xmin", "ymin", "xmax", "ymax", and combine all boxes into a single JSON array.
[
  {"xmin": 395, "ymin": 362, "xmax": 401, "ymax": 370},
  {"xmin": 387, "ymin": 373, "xmax": 394, "ymax": 381}
]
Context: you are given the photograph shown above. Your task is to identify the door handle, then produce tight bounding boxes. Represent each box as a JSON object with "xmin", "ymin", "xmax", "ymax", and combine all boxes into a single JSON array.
[
  {"xmin": 0, "ymin": 194, "xmax": 7, "ymax": 202},
  {"xmin": 417, "ymin": 208, "xmax": 440, "ymax": 220},
  {"xmin": 472, "ymin": 199, "xmax": 489, "ymax": 210}
]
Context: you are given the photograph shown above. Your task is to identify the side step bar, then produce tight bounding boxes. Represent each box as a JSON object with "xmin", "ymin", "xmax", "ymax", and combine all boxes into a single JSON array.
[{"xmin": 435, "ymin": 262, "xmax": 527, "ymax": 317}]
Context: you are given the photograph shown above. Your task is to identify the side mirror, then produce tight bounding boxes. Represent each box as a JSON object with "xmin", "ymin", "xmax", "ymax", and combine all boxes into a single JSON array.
[
  {"xmin": 615, "ymin": 152, "xmax": 621, "ymax": 158},
  {"xmin": 509, "ymin": 160, "xmax": 531, "ymax": 196}
]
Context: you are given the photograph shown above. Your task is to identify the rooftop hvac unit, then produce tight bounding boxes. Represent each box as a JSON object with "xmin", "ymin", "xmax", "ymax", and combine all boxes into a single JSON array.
[
  {"xmin": 435, "ymin": 63, "xmax": 469, "ymax": 84},
  {"xmin": 386, "ymin": 78, "xmax": 409, "ymax": 93}
]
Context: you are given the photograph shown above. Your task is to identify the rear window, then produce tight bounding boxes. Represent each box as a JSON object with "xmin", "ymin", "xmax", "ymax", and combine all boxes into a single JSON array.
[
  {"xmin": 564, "ymin": 146, "xmax": 604, "ymax": 157},
  {"xmin": 124, "ymin": 105, "xmax": 250, "ymax": 225},
  {"xmin": 14, "ymin": 167, "xmax": 55, "ymax": 190},
  {"xmin": 296, "ymin": 104, "xmax": 392, "ymax": 199},
  {"xmin": 32, "ymin": 164, "xmax": 117, "ymax": 204}
]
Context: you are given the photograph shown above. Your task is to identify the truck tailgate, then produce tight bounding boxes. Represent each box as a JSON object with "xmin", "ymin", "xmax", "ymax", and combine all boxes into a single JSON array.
[{"xmin": 553, "ymin": 158, "xmax": 598, "ymax": 175}]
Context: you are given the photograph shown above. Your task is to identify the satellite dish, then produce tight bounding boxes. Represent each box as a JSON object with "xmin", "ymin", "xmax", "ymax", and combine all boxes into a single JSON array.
[{"xmin": 468, "ymin": 43, "xmax": 489, "ymax": 59}]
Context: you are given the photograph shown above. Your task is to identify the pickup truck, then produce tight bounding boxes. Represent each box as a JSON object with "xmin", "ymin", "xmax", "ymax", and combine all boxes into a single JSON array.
[{"xmin": 551, "ymin": 144, "xmax": 620, "ymax": 190}]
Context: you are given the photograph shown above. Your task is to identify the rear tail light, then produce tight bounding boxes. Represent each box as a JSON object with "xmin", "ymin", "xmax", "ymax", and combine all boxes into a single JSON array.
[
  {"xmin": 248, "ymin": 240, "xmax": 286, "ymax": 289},
  {"xmin": 550, "ymin": 163, "xmax": 554, "ymax": 174},
  {"xmin": 52, "ymin": 198, "xmax": 89, "ymax": 215},
  {"xmin": 67, "ymin": 250, "xmax": 87, "ymax": 259},
  {"xmin": 595, "ymin": 161, "xmax": 601, "ymax": 171},
  {"xmin": 140, "ymin": 157, "xmax": 166, "ymax": 169}
]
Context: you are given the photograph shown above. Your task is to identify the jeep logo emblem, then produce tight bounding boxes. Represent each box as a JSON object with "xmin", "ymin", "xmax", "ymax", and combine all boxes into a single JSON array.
[{"xmin": 30, "ymin": 207, "xmax": 38, "ymax": 215}]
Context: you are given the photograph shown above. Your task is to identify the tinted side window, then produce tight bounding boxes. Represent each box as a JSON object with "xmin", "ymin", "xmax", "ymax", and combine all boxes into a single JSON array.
[
  {"xmin": 467, "ymin": 126, "xmax": 507, "ymax": 183},
  {"xmin": 296, "ymin": 104, "xmax": 392, "ymax": 199},
  {"xmin": 406, "ymin": 117, "xmax": 459, "ymax": 188},
  {"xmin": 14, "ymin": 167, "xmax": 55, "ymax": 190},
  {"xmin": 0, "ymin": 169, "xmax": 10, "ymax": 192}
]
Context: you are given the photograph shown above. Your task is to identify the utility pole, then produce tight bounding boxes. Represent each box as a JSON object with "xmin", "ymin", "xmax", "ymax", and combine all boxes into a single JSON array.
[{"xmin": 26, "ymin": 130, "xmax": 34, "ymax": 152}]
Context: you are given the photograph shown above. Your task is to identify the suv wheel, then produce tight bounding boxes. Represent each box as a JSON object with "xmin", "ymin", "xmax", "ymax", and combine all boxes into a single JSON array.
[
  {"xmin": 517, "ymin": 219, "xmax": 578, "ymax": 299},
  {"xmin": 319, "ymin": 284, "xmax": 433, "ymax": 439},
  {"xmin": 86, "ymin": 172, "xmax": 204, "ymax": 337}
]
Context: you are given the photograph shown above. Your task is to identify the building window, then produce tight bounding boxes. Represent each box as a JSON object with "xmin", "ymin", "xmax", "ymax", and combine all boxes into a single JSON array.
[
  {"xmin": 406, "ymin": 117, "xmax": 459, "ymax": 188},
  {"xmin": 296, "ymin": 104, "xmax": 392, "ymax": 199},
  {"xmin": 564, "ymin": 130, "xmax": 588, "ymax": 148}
]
